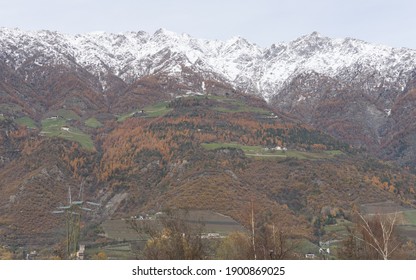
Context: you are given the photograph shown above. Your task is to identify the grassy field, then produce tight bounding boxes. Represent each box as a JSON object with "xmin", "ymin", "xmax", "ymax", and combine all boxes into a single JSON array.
[
  {"xmin": 85, "ymin": 117, "xmax": 103, "ymax": 128},
  {"xmin": 101, "ymin": 219, "xmax": 143, "ymax": 241},
  {"xmin": 101, "ymin": 210, "xmax": 246, "ymax": 241},
  {"xmin": 403, "ymin": 210, "xmax": 416, "ymax": 224},
  {"xmin": 183, "ymin": 210, "xmax": 246, "ymax": 235},
  {"xmin": 86, "ymin": 242, "xmax": 139, "ymax": 260},
  {"xmin": 297, "ymin": 239, "xmax": 321, "ymax": 255},
  {"xmin": 398, "ymin": 210, "xmax": 416, "ymax": 241},
  {"xmin": 144, "ymin": 101, "xmax": 172, "ymax": 117},
  {"xmin": 360, "ymin": 201, "xmax": 407, "ymax": 215},
  {"xmin": 15, "ymin": 116, "xmax": 38, "ymax": 129},
  {"xmin": 184, "ymin": 94, "xmax": 271, "ymax": 115},
  {"xmin": 201, "ymin": 142, "xmax": 343, "ymax": 160},
  {"xmin": 358, "ymin": 201, "xmax": 416, "ymax": 241},
  {"xmin": 41, "ymin": 117, "xmax": 67, "ymax": 133},
  {"xmin": 99, "ymin": 210, "xmax": 354, "ymax": 259},
  {"xmin": 48, "ymin": 109, "xmax": 81, "ymax": 120},
  {"xmin": 323, "ymin": 219, "xmax": 354, "ymax": 241},
  {"xmin": 117, "ymin": 112, "xmax": 134, "ymax": 122},
  {"xmin": 116, "ymin": 94, "xmax": 271, "ymax": 122},
  {"xmin": 202, "ymin": 142, "xmax": 264, "ymax": 152},
  {"xmin": 40, "ymin": 117, "xmax": 95, "ymax": 151},
  {"xmin": 59, "ymin": 127, "xmax": 95, "ymax": 150},
  {"xmin": 117, "ymin": 101, "xmax": 172, "ymax": 122},
  {"xmin": 96, "ymin": 210, "xmax": 247, "ymax": 259}
]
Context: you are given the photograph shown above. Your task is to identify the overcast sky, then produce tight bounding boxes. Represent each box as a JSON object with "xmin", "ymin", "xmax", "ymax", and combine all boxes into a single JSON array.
[{"xmin": 0, "ymin": 0, "xmax": 415, "ymax": 49}]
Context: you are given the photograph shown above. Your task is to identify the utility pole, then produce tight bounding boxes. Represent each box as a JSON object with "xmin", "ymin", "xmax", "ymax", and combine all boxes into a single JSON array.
[
  {"xmin": 272, "ymin": 223, "xmax": 276, "ymax": 259},
  {"xmin": 53, "ymin": 185, "xmax": 99, "ymax": 259},
  {"xmin": 251, "ymin": 199, "xmax": 257, "ymax": 260}
]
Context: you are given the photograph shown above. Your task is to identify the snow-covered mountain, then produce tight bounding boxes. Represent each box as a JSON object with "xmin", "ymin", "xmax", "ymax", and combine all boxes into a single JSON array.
[
  {"xmin": 2, "ymin": 27, "xmax": 416, "ymax": 166},
  {"xmin": 4, "ymin": 27, "xmax": 416, "ymax": 252},
  {"xmin": 1, "ymin": 27, "xmax": 415, "ymax": 101}
]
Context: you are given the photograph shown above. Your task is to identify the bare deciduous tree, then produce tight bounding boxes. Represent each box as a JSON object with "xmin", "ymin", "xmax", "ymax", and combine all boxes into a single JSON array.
[
  {"xmin": 257, "ymin": 224, "xmax": 300, "ymax": 260},
  {"xmin": 354, "ymin": 211, "xmax": 400, "ymax": 260},
  {"xmin": 216, "ymin": 231, "xmax": 253, "ymax": 259},
  {"xmin": 342, "ymin": 209, "xmax": 402, "ymax": 260}
]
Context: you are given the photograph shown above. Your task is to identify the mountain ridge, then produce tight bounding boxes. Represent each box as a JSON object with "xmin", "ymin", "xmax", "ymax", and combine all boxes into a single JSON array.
[
  {"xmin": 2, "ymin": 27, "xmax": 416, "ymax": 166},
  {"xmin": 2, "ymin": 27, "xmax": 416, "ymax": 256},
  {"xmin": 1, "ymin": 27, "xmax": 415, "ymax": 99}
]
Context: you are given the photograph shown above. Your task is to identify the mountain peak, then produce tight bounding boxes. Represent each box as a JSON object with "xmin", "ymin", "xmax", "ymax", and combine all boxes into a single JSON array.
[
  {"xmin": 306, "ymin": 31, "xmax": 322, "ymax": 38},
  {"xmin": 153, "ymin": 28, "xmax": 178, "ymax": 38},
  {"xmin": 290, "ymin": 31, "xmax": 330, "ymax": 46},
  {"xmin": 1, "ymin": 27, "xmax": 416, "ymax": 101}
]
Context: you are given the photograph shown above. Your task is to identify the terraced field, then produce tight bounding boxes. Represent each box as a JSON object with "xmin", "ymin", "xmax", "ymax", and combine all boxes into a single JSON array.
[{"xmin": 94, "ymin": 210, "xmax": 247, "ymax": 259}]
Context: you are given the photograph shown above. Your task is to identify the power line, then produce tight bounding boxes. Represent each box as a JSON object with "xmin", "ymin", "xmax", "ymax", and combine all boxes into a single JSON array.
[{"xmin": 52, "ymin": 184, "xmax": 100, "ymax": 259}]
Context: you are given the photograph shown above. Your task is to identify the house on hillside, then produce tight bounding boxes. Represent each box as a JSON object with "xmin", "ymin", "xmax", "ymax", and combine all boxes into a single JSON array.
[
  {"xmin": 25, "ymin": 250, "xmax": 38, "ymax": 260},
  {"xmin": 133, "ymin": 110, "xmax": 145, "ymax": 117},
  {"xmin": 305, "ymin": 253, "xmax": 316, "ymax": 259},
  {"xmin": 77, "ymin": 244, "xmax": 85, "ymax": 260},
  {"xmin": 265, "ymin": 146, "xmax": 288, "ymax": 151}
]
